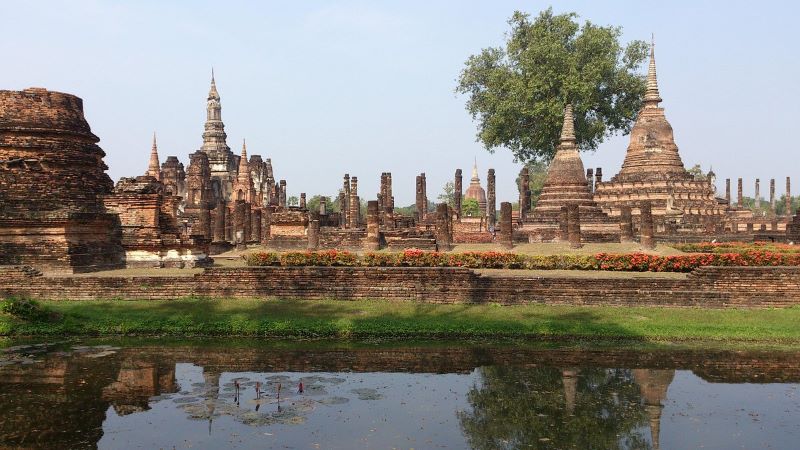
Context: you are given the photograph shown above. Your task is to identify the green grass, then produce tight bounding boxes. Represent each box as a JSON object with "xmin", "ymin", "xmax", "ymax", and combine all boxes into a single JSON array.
[{"xmin": 2, "ymin": 298, "xmax": 800, "ymax": 344}]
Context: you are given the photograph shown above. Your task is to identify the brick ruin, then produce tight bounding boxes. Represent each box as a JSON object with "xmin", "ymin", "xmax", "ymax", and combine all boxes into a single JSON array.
[
  {"xmin": 520, "ymin": 105, "xmax": 619, "ymax": 244},
  {"xmin": 2, "ymin": 45, "xmax": 798, "ymax": 274},
  {"xmin": 0, "ymin": 88, "xmax": 124, "ymax": 273}
]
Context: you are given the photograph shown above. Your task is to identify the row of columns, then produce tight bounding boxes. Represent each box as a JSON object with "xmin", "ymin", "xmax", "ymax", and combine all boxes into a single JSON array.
[{"xmin": 725, "ymin": 177, "xmax": 792, "ymax": 215}]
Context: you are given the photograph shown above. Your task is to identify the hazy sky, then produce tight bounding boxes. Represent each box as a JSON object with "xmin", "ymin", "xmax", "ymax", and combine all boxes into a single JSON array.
[{"xmin": 2, "ymin": 1, "xmax": 798, "ymax": 205}]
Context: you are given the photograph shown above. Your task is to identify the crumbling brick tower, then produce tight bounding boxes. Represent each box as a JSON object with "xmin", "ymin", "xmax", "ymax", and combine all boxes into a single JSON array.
[{"xmin": 0, "ymin": 88, "xmax": 124, "ymax": 272}]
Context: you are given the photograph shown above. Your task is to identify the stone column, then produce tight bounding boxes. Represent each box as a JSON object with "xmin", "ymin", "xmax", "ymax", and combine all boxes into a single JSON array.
[
  {"xmin": 224, "ymin": 204, "xmax": 233, "ymax": 242},
  {"xmin": 251, "ymin": 209, "xmax": 262, "ymax": 243},
  {"xmin": 307, "ymin": 219, "xmax": 320, "ymax": 250},
  {"xmin": 755, "ymin": 179, "xmax": 761, "ymax": 209},
  {"xmin": 567, "ymin": 204, "xmax": 582, "ymax": 249},
  {"xmin": 595, "ymin": 168, "xmax": 603, "ymax": 187},
  {"xmin": 499, "ymin": 202, "xmax": 513, "ymax": 249},
  {"xmin": 422, "ymin": 173, "xmax": 428, "ymax": 217},
  {"xmin": 620, "ymin": 206, "xmax": 633, "ymax": 242},
  {"xmin": 725, "ymin": 179, "xmax": 731, "ymax": 206},
  {"xmin": 213, "ymin": 201, "xmax": 226, "ymax": 242},
  {"xmin": 349, "ymin": 176, "xmax": 360, "ymax": 228},
  {"xmin": 364, "ymin": 200, "xmax": 380, "ymax": 251},
  {"xmin": 299, "ymin": 193, "xmax": 306, "ymax": 209},
  {"xmin": 454, "ymin": 169, "xmax": 463, "ymax": 220},
  {"xmin": 586, "ymin": 168, "xmax": 594, "ymax": 193},
  {"xmin": 786, "ymin": 177, "xmax": 792, "ymax": 216},
  {"xmin": 737, "ymin": 178, "xmax": 743, "ymax": 207},
  {"xmin": 319, "ymin": 197, "xmax": 327, "ymax": 216},
  {"xmin": 558, "ymin": 206, "xmax": 569, "ymax": 241},
  {"xmin": 435, "ymin": 202, "xmax": 452, "ymax": 251},
  {"xmin": 746, "ymin": 222, "xmax": 754, "ymax": 233},
  {"xmin": 640, "ymin": 202, "xmax": 655, "ymax": 250},
  {"xmin": 770, "ymin": 179, "xmax": 776, "ymax": 212},
  {"xmin": 519, "ymin": 167, "xmax": 530, "ymax": 220},
  {"xmin": 487, "ymin": 169, "xmax": 496, "ymax": 229}
]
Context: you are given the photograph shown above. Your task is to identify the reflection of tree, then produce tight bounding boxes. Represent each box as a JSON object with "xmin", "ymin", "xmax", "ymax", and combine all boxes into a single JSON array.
[{"xmin": 459, "ymin": 366, "xmax": 651, "ymax": 449}]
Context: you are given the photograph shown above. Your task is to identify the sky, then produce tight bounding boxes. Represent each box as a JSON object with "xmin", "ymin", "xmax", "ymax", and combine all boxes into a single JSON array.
[{"xmin": 2, "ymin": 0, "xmax": 798, "ymax": 205}]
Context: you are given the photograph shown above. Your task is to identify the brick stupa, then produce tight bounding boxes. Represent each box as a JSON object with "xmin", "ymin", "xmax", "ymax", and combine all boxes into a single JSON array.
[
  {"xmin": 0, "ymin": 88, "xmax": 125, "ymax": 272},
  {"xmin": 524, "ymin": 105, "xmax": 619, "ymax": 242},
  {"xmin": 593, "ymin": 42, "xmax": 725, "ymax": 222}
]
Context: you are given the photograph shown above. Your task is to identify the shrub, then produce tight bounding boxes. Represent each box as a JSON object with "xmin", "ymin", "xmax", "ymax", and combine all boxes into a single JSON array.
[{"xmin": 1, "ymin": 297, "xmax": 59, "ymax": 321}]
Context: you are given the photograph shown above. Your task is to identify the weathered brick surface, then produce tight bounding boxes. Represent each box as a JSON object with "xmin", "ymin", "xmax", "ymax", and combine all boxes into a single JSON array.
[{"xmin": 1, "ymin": 265, "xmax": 798, "ymax": 308}]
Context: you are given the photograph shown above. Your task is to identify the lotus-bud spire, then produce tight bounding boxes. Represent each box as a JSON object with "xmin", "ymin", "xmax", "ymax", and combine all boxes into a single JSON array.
[
  {"xmin": 560, "ymin": 104, "xmax": 576, "ymax": 144},
  {"xmin": 147, "ymin": 131, "xmax": 161, "ymax": 180},
  {"xmin": 644, "ymin": 35, "xmax": 662, "ymax": 107}
]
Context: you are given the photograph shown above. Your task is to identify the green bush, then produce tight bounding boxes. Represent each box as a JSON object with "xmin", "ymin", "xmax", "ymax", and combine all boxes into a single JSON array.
[{"xmin": 1, "ymin": 297, "xmax": 58, "ymax": 321}]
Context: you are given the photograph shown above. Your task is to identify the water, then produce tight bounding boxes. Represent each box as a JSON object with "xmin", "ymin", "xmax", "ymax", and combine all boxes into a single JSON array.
[{"xmin": 1, "ymin": 339, "xmax": 799, "ymax": 449}]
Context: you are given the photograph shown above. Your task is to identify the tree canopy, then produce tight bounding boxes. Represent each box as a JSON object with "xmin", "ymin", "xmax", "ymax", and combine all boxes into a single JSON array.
[{"xmin": 456, "ymin": 8, "xmax": 649, "ymax": 163}]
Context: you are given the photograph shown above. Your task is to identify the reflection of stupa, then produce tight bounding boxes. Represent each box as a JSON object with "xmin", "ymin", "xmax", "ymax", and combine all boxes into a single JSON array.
[
  {"xmin": 464, "ymin": 159, "xmax": 487, "ymax": 215},
  {"xmin": 633, "ymin": 369, "xmax": 675, "ymax": 450}
]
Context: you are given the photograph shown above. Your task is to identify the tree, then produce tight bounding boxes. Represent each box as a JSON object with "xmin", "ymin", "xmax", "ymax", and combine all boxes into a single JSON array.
[
  {"xmin": 518, "ymin": 160, "xmax": 549, "ymax": 207},
  {"xmin": 306, "ymin": 195, "xmax": 338, "ymax": 213},
  {"xmin": 462, "ymin": 198, "xmax": 482, "ymax": 217},
  {"xmin": 287, "ymin": 195, "xmax": 299, "ymax": 207},
  {"xmin": 438, "ymin": 181, "xmax": 456, "ymax": 207},
  {"xmin": 456, "ymin": 8, "xmax": 648, "ymax": 163},
  {"xmin": 687, "ymin": 164, "xmax": 708, "ymax": 181}
]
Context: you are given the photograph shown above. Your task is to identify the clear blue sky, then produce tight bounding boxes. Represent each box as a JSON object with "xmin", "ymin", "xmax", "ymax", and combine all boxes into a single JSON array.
[{"xmin": 2, "ymin": 0, "xmax": 798, "ymax": 205}]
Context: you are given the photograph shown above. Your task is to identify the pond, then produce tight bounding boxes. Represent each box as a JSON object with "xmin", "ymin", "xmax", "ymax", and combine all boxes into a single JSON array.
[{"xmin": 1, "ymin": 339, "xmax": 799, "ymax": 449}]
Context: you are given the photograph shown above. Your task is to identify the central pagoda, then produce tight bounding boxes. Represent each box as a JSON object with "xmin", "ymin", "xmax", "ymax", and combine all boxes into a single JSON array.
[{"xmin": 593, "ymin": 41, "xmax": 726, "ymax": 222}]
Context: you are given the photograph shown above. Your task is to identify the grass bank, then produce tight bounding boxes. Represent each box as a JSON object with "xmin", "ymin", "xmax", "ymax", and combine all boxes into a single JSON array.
[{"xmin": 2, "ymin": 298, "xmax": 799, "ymax": 344}]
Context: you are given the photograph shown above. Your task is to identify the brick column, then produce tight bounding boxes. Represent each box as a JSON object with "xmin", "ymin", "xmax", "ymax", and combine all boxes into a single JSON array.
[
  {"xmin": 640, "ymin": 202, "xmax": 655, "ymax": 250},
  {"xmin": 620, "ymin": 206, "xmax": 633, "ymax": 242},
  {"xmin": 787, "ymin": 177, "xmax": 792, "ymax": 216},
  {"xmin": 559, "ymin": 206, "xmax": 569, "ymax": 242},
  {"xmin": 243, "ymin": 202, "xmax": 252, "ymax": 242},
  {"xmin": 746, "ymin": 222, "xmax": 754, "ymax": 233},
  {"xmin": 279, "ymin": 180, "xmax": 287, "ymax": 208},
  {"xmin": 319, "ymin": 197, "xmax": 327, "ymax": 216},
  {"xmin": 487, "ymin": 169, "xmax": 496, "ymax": 229},
  {"xmin": 770, "ymin": 179, "xmax": 776, "ymax": 212},
  {"xmin": 415, "ymin": 174, "xmax": 424, "ymax": 221},
  {"xmin": 725, "ymin": 179, "xmax": 731, "ymax": 206},
  {"xmin": 363, "ymin": 200, "xmax": 380, "ymax": 251},
  {"xmin": 500, "ymin": 202, "xmax": 513, "ymax": 249},
  {"xmin": 199, "ymin": 200, "xmax": 212, "ymax": 239},
  {"xmin": 349, "ymin": 176, "xmax": 359, "ymax": 228},
  {"xmin": 755, "ymin": 179, "xmax": 761, "ymax": 209},
  {"xmin": 307, "ymin": 219, "xmax": 320, "ymax": 250},
  {"xmin": 299, "ymin": 193, "xmax": 306, "ymax": 209},
  {"xmin": 435, "ymin": 203, "xmax": 453, "ymax": 251},
  {"xmin": 519, "ymin": 167, "xmax": 531, "ymax": 220},
  {"xmin": 233, "ymin": 200, "xmax": 247, "ymax": 248},
  {"xmin": 213, "ymin": 201, "xmax": 226, "ymax": 242},
  {"xmin": 454, "ymin": 168, "xmax": 463, "ymax": 220},
  {"xmin": 586, "ymin": 168, "xmax": 594, "ymax": 193},
  {"xmin": 341, "ymin": 174, "xmax": 350, "ymax": 228},
  {"xmin": 261, "ymin": 206, "xmax": 271, "ymax": 243},
  {"xmin": 595, "ymin": 168, "xmax": 603, "ymax": 187},
  {"xmin": 567, "ymin": 204, "xmax": 582, "ymax": 249},
  {"xmin": 737, "ymin": 178, "xmax": 743, "ymax": 207},
  {"xmin": 251, "ymin": 209, "xmax": 262, "ymax": 242}
]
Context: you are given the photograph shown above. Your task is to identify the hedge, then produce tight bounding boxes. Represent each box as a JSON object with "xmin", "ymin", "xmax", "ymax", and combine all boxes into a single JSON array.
[{"xmin": 243, "ymin": 249, "xmax": 800, "ymax": 273}]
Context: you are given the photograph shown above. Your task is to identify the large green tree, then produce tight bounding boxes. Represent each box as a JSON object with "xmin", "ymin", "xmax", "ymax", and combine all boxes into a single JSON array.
[{"xmin": 456, "ymin": 8, "xmax": 649, "ymax": 163}]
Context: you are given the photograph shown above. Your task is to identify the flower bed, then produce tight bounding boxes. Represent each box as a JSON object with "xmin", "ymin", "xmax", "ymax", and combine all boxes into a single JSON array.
[
  {"xmin": 243, "ymin": 249, "xmax": 800, "ymax": 272},
  {"xmin": 671, "ymin": 241, "xmax": 800, "ymax": 254}
]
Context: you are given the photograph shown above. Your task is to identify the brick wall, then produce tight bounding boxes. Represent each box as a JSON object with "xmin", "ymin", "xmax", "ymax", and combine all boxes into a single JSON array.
[{"xmin": 1, "ymin": 265, "xmax": 799, "ymax": 308}]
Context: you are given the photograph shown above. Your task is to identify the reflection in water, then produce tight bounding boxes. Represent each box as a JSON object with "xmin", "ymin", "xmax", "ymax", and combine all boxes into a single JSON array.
[
  {"xmin": 0, "ymin": 341, "xmax": 799, "ymax": 449},
  {"xmin": 459, "ymin": 366, "xmax": 652, "ymax": 449}
]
